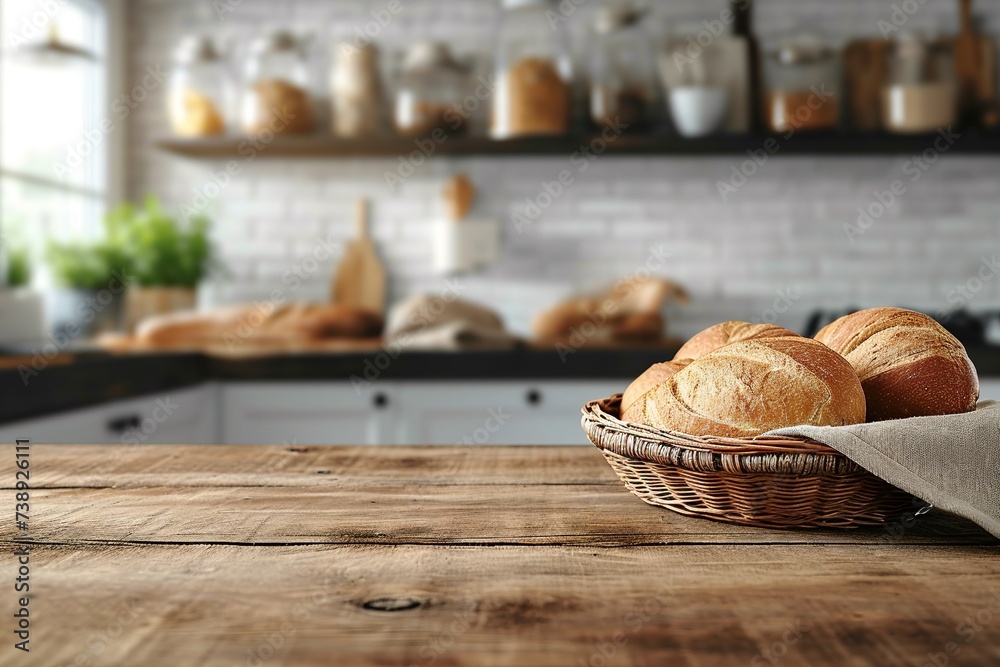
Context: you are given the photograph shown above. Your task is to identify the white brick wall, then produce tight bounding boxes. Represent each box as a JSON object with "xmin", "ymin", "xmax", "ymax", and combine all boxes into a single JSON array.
[{"xmin": 126, "ymin": 0, "xmax": 1000, "ymax": 339}]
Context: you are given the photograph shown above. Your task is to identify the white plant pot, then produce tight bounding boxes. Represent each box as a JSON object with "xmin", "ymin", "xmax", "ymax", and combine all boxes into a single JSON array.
[{"xmin": 0, "ymin": 289, "xmax": 46, "ymax": 346}]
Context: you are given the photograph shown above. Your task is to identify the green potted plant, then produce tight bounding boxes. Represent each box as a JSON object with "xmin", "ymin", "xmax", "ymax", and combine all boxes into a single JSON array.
[
  {"xmin": 46, "ymin": 238, "xmax": 133, "ymax": 338},
  {"xmin": 105, "ymin": 196, "xmax": 214, "ymax": 332},
  {"xmin": 0, "ymin": 242, "xmax": 47, "ymax": 345},
  {"xmin": 6, "ymin": 246, "xmax": 31, "ymax": 288}
]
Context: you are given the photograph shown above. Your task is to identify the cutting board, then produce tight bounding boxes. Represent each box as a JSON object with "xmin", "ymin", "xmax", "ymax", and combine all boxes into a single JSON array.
[
  {"xmin": 955, "ymin": 0, "xmax": 997, "ymax": 124},
  {"xmin": 332, "ymin": 199, "xmax": 386, "ymax": 315}
]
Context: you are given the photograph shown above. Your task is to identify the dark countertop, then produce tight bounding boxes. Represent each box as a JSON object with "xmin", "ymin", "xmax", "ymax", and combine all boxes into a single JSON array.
[
  {"xmin": 0, "ymin": 347, "xmax": 678, "ymax": 425},
  {"xmin": 3, "ymin": 344, "xmax": 1000, "ymax": 425}
]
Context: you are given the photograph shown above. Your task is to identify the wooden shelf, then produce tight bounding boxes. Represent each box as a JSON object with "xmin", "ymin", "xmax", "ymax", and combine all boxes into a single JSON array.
[{"xmin": 155, "ymin": 130, "xmax": 1000, "ymax": 159}]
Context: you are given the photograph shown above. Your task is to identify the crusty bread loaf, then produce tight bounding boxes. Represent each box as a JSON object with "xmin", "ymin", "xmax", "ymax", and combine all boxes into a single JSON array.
[
  {"xmin": 136, "ymin": 303, "xmax": 384, "ymax": 349},
  {"xmin": 627, "ymin": 337, "xmax": 866, "ymax": 437},
  {"xmin": 532, "ymin": 309, "xmax": 663, "ymax": 345},
  {"xmin": 814, "ymin": 307, "xmax": 979, "ymax": 421},
  {"xmin": 621, "ymin": 358, "xmax": 692, "ymax": 420},
  {"xmin": 673, "ymin": 321, "xmax": 798, "ymax": 361},
  {"xmin": 532, "ymin": 277, "xmax": 687, "ymax": 344}
]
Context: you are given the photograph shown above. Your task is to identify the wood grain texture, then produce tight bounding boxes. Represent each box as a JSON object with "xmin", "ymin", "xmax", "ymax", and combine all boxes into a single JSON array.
[
  {"xmin": 0, "ymin": 444, "xmax": 997, "ymax": 667},
  {"xmin": 0, "ymin": 445, "xmax": 993, "ymax": 545},
  {"xmin": 3, "ymin": 544, "xmax": 1000, "ymax": 667}
]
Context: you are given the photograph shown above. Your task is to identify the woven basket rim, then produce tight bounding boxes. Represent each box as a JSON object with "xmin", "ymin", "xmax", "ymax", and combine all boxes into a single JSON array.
[{"xmin": 582, "ymin": 394, "xmax": 863, "ymax": 476}]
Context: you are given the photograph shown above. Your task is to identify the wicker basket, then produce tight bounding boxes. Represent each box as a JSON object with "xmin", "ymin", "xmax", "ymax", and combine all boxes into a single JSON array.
[{"xmin": 582, "ymin": 394, "xmax": 914, "ymax": 529}]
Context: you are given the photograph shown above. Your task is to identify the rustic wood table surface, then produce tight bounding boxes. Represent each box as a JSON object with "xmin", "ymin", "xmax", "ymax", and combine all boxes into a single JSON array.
[{"xmin": 1, "ymin": 444, "xmax": 999, "ymax": 667}]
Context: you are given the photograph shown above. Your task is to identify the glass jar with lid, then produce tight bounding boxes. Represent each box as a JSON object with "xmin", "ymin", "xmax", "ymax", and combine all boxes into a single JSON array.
[
  {"xmin": 395, "ymin": 42, "xmax": 470, "ymax": 137},
  {"xmin": 492, "ymin": 0, "xmax": 572, "ymax": 139},
  {"xmin": 589, "ymin": 5, "xmax": 657, "ymax": 130},
  {"xmin": 331, "ymin": 42, "xmax": 384, "ymax": 138},
  {"xmin": 881, "ymin": 33, "xmax": 956, "ymax": 133},
  {"xmin": 168, "ymin": 36, "xmax": 232, "ymax": 137},
  {"xmin": 763, "ymin": 36, "xmax": 840, "ymax": 133},
  {"xmin": 240, "ymin": 30, "xmax": 315, "ymax": 135}
]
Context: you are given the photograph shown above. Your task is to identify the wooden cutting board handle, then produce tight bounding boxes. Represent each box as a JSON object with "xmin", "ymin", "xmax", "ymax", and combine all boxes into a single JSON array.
[
  {"xmin": 960, "ymin": 0, "xmax": 972, "ymax": 32},
  {"xmin": 355, "ymin": 199, "xmax": 369, "ymax": 240},
  {"xmin": 954, "ymin": 0, "xmax": 981, "ymax": 116}
]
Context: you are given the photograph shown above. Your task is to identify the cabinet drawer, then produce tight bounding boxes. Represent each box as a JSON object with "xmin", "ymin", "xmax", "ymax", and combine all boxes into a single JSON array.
[
  {"xmin": 221, "ymin": 382, "xmax": 397, "ymax": 445},
  {"xmin": 396, "ymin": 381, "xmax": 626, "ymax": 446},
  {"xmin": 0, "ymin": 385, "xmax": 216, "ymax": 444}
]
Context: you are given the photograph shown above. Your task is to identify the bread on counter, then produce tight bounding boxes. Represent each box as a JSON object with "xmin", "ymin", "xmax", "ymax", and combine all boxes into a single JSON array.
[
  {"xmin": 815, "ymin": 307, "xmax": 979, "ymax": 421},
  {"xmin": 134, "ymin": 303, "xmax": 384, "ymax": 350},
  {"xmin": 624, "ymin": 336, "xmax": 866, "ymax": 437},
  {"xmin": 673, "ymin": 321, "xmax": 797, "ymax": 360},
  {"xmin": 532, "ymin": 277, "xmax": 688, "ymax": 346}
]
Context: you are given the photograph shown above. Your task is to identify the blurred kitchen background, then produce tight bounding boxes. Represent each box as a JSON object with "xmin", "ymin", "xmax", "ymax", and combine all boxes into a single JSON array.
[{"xmin": 2, "ymin": 0, "xmax": 1000, "ymax": 446}]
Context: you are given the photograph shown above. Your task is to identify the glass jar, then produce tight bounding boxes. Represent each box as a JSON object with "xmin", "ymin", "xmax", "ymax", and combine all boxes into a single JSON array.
[
  {"xmin": 660, "ymin": 19, "xmax": 737, "ymax": 137},
  {"xmin": 240, "ymin": 31, "xmax": 314, "ymax": 135},
  {"xmin": 395, "ymin": 42, "xmax": 469, "ymax": 137},
  {"xmin": 492, "ymin": 0, "xmax": 572, "ymax": 139},
  {"xmin": 589, "ymin": 6, "xmax": 657, "ymax": 130},
  {"xmin": 331, "ymin": 42, "xmax": 384, "ymax": 138},
  {"xmin": 881, "ymin": 34, "xmax": 956, "ymax": 134},
  {"xmin": 168, "ymin": 36, "xmax": 232, "ymax": 137},
  {"xmin": 763, "ymin": 36, "xmax": 840, "ymax": 133}
]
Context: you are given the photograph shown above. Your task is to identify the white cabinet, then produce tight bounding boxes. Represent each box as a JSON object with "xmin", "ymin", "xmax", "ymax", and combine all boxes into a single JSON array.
[
  {"xmin": 220, "ymin": 382, "xmax": 398, "ymax": 445},
  {"xmin": 0, "ymin": 385, "xmax": 218, "ymax": 444},
  {"xmin": 218, "ymin": 380, "xmax": 624, "ymax": 445},
  {"xmin": 0, "ymin": 379, "xmax": 627, "ymax": 446},
  {"xmin": 978, "ymin": 380, "xmax": 1000, "ymax": 401},
  {"xmin": 394, "ymin": 381, "xmax": 625, "ymax": 446},
  {"xmin": 9, "ymin": 376, "xmax": 1000, "ymax": 447}
]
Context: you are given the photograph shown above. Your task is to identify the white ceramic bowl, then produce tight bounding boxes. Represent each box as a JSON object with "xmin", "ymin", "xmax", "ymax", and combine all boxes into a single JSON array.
[{"xmin": 668, "ymin": 86, "xmax": 729, "ymax": 138}]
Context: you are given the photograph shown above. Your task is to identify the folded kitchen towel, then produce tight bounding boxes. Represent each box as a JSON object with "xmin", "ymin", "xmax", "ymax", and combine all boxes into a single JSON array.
[
  {"xmin": 766, "ymin": 401, "xmax": 1000, "ymax": 539},
  {"xmin": 385, "ymin": 294, "xmax": 520, "ymax": 351}
]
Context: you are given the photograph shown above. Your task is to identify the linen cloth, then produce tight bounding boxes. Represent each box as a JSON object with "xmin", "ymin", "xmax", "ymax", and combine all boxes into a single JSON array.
[{"xmin": 767, "ymin": 401, "xmax": 1000, "ymax": 538}]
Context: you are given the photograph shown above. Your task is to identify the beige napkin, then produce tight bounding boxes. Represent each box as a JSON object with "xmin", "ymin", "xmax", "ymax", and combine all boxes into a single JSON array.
[
  {"xmin": 385, "ymin": 294, "xmax": 520, "ymax": 351},
  {"xmin": 766, "ymin": 401, "xmax": 1000, "ymax": 538}
]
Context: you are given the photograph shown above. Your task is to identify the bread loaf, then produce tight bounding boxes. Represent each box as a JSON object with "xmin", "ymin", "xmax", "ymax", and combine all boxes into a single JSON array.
[
  {"xmin": 674, "ymin": 321, "xmax": 797, "ymax": 361},
  {"xmin": 621, "ymin": 358, "xmax": 692, "ymax": 420},
  {"xmin": 814, "ymin": 307, "xmax": 978, "ymax": 421},
  {"xmin": 532, "ymin": 277, "xmax": 687, "ymax": 344},
  {"xmin": 627, "ymin": 336, "xmax": 866, "ymax": 437},
  {"xmin": 136, "ymin": 303, "xmax": 384, "ymax": 349}
]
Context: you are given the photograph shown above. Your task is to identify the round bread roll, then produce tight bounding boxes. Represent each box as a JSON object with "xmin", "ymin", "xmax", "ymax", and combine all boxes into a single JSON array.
[
  {"xmin": 621, "ymin": 358, "xmax": 692, "ymax": 420},
  {"xmin": 674, "ymin": 321, "xmax": 798, "ymax": 361},
  {"xmin": 627, "ymin": 337, "xmax": 866, "ymax": 437},
  {"xmin": 814, "ymin": 307, "xmax": 978, "ymax": 421}
]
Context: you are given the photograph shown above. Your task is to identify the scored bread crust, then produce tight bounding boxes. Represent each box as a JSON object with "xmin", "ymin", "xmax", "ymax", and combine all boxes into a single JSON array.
[
  {"xmin": 814, "ymin": 307, "xmax": 979, "ymax": 420},
  {"xmin": 673, "ymin": 321, "xmax": 798, "ymax": 361},
  {"xmin": 621, "ymin": 359, "xmax": 692, "ymax": 420},
  {"xmin": 629, "ymin": 337, "xmax": 866, "ymax": 437}
]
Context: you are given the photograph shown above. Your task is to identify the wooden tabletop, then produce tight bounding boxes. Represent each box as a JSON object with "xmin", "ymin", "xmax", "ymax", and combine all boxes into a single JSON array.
[{"xmin": 1, "ymin": 444, "xmax": 998, "ymax": 667}]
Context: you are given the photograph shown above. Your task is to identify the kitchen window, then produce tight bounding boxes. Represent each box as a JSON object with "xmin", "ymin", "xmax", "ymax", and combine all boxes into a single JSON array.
[{"xmin": 0, "ymin": 0, "xmax": 123, "ymax": 271}]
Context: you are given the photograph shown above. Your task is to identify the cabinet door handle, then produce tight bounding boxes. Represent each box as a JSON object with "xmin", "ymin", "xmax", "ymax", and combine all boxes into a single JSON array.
[
  {"xmin": 107, "ymin": 414, "xmax": 142, "ymax": 434},
  {"xmin": 526, "ymin": 389, "xmax": 542, "ymax": 406},
  {"xmin": 372, "ymin": 392, "xmax": 390, "ymax": 409}
]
